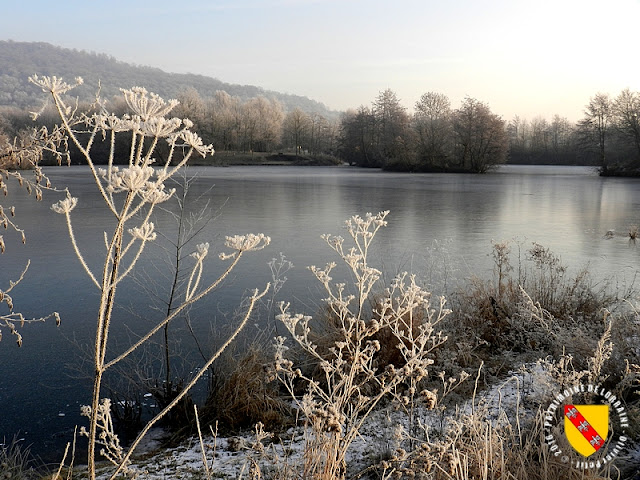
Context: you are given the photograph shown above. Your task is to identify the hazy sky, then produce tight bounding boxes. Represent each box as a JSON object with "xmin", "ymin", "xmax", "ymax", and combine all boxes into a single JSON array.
[{"xmin": 5, "ymin": 0, "xmax": 640, "ymax": 121}]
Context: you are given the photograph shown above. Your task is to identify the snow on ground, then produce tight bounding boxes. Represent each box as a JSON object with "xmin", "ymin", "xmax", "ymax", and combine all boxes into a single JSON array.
[{"xmin": 94, "ymin": 364, "xmax": 638, "ymax": 479}]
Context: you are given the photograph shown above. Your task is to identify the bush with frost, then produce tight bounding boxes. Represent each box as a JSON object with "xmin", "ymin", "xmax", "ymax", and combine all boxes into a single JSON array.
[{"xmin": 273, "ymin": 211, "xmax": 451, "ymax": 479}]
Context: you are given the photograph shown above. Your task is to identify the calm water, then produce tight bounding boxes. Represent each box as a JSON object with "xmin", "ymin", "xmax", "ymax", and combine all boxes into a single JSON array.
[{"xmin": 0, "ymin": 164, "xmax": 638, "ymax": 461}]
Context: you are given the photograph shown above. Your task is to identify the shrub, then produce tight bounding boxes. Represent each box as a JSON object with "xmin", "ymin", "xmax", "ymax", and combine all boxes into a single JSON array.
[{"xmin": 452, "ymin": 241, "xmax": 618, "ymax": 364}]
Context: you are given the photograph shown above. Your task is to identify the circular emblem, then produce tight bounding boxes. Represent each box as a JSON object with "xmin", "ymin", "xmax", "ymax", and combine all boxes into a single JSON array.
[{"xmin": 543, "ymin": 383, "xmax": 629, "ymax": 469}]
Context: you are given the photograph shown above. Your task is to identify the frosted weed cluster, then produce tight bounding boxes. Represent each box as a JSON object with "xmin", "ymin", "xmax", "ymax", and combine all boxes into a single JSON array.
[{"xmin": 271, "ymin": 211, "xmax": 458, "ymax": 479}]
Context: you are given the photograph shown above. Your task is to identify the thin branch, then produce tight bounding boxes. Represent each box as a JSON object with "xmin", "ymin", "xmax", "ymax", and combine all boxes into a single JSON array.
[
  {"xmin": 105, "ymin": 251, "xmax": 244, "ymax": 370},
  {"xmin": 108, "ymin": 284, "xmax": 270, "ymax": 480},
  {"xmin": 64, "ymin": 211, "xmax": 100, "ymax": 289}
]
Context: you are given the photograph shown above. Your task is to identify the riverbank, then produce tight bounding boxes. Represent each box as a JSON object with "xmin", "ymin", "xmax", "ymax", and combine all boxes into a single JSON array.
[
  {"xmin": 600, "ymin": 165, "xmax": 640, "ymax": 177},
  {"xmin": 187, "ymin": 151, "xmax": 343, "ymax": 167},
  {"xmin": 83, "ymin": 363, "xmax": 640, "ymax": 479}
]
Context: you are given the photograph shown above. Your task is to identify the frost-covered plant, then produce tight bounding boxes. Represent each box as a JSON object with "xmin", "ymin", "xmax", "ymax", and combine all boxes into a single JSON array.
[
  {"xmin": 0, "ymin": 436, "xmax": 41, "ymax": 480},
  {"xmin": 0, "ymin": 123, "xmax": 66, "ymax": 346},
  {"xmin": 267, "ymin": 252, "xmax": 294, "ymax": 334},
  {"xmin": 30, "ymin": 75, "xmax": 270, "ymax": 480},
  {"xmin": 79, "ymin": 399, "xmax": 132, "ymax": 475},
  {"xmin": 454, "ymin": 240, "xmax": 616, "ymax": 366},
  {"xmin": 0, "ymin": 261, "xmax": 61, "ymax": 346},
  {"xmin": 381, "ymin": 299, "xmax": 627, "ymax": 480},
  {"xmin": 274, "ymin": 211, "xmax": 451, "ymax": 479}
]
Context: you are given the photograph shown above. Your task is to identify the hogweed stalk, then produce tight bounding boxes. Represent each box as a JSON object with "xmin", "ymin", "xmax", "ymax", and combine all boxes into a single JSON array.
[{"xmin": 31, "ymin": 75, "xmax": 269, "ymax": 480}]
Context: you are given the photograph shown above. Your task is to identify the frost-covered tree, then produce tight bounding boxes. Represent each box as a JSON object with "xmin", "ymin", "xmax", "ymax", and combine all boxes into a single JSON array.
[
  {"xmin": 246, "ymin": 96, "xmax": 284, "ymax": 152},
  {"xmin": 578, "ymin": 93, "xmax": 613, "ymax": 171},
  {"xmin": 613, "ymin": 88, "xmax": 640, "ymax": 164},
  {"xmin": 338, "ymin": 106, "xmax": 378, "ymax": 167},
  {"xmin": 373, "ymin": 88, "xmax": 413, "ymax": 165},
  {"xmin": 282, "ymin": 107, "xmax": 311, "ymax": 156}
]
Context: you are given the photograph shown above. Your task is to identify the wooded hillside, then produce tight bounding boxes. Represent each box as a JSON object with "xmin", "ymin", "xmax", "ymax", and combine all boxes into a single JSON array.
[{"xmin": 0, "ymin": 40, "xmax": 337, "ymax": 118}]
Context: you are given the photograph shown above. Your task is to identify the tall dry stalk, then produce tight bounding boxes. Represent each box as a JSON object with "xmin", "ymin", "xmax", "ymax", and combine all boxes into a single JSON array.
[{"xmin": 30, "ymin": 75, "xmax": 270, "ymax": 480}]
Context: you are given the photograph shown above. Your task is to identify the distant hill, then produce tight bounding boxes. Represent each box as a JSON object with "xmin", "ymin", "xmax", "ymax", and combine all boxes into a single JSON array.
[{"xmin": 0, "ymin": 40, "xmax": 339, "ymax": 118}]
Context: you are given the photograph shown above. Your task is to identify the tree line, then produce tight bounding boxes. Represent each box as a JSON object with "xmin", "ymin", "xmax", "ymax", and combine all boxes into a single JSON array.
[
  {"xmin": 0, "ymin": 88, "xmax": 341, "ymax": 164},
  {"xmin": 339, "ymin": 89, "xmax": 508, "ymax": 172},
  {"xmin": 508, "ymin": 89, "xmax": 640, "ymax": 174},
  {"xmin": 2, "ymin": 76, "xmax": 640, "ymax": 174},
  {"xmin": 172, "ymin": 88, "xmax": 340, "ymax": 155},
  {"xmin": 340, "ymin": 87, "xmax": 640, "ymax": 174}
]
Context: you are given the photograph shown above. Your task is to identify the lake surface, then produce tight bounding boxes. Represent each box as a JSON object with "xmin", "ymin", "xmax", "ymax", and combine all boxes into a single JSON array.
[{"xmin": 0, "ymin": 164, "xmax": 638, "ymax": 462}]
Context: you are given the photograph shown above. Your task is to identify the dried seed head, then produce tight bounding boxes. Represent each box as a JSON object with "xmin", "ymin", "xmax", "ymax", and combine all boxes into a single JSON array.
[
  {"xmin": 51, "ymin": 196, "xmax": 78, "ymax": 214},
  {"xmin": 420, "ymin": 389, "xmax": 438, "ymax": 409}
]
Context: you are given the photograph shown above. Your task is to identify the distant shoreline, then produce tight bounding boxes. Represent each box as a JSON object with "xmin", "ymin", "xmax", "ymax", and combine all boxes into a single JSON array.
[{"xmin": 187, "ymin": 152, "xmax": 344, "ymax": 167}]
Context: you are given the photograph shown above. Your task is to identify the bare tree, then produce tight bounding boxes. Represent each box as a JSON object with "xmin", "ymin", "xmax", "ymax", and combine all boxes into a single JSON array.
[
  {"xmin": 282, "ymin": 107, "xmax": 310, "ymax": 156},
  {"xmin": 210, "ymin": 90, "xmax": 241, "ymax": 151},
  {"xmin": 373, "ymin": 88, "xmax": 412, "ymax": 165},
  {"xmin": 529, "ymin": 116, "xmax": 549, "ymax": 156},
  {"xmin": 613, "ymin": 88, "xmax": 640, "ymax": 163},
  {"xmin": 413, "ymin": 92, "xmax": 452, "ymax": 169},
  {"xmin": 507, "ymin": 115, "xmax": 528, "ymax": 163},
  {"xmin": 453, "ymin": 97, "xmax": 508, "ymax": 172},
  {"xmin": 251, "ymin": 96, "xmax": 284, "ymax": 152},
  {"xmin": 578, "ymin": 93, "xmax": 612, "ymax": 171},
  {"xmin": 174, "ymin": 88, "xmax": 206, "ymax": 128},
  {"xmin": 338, "ymin": 106, "xmax": 378, "ymax": 167}
]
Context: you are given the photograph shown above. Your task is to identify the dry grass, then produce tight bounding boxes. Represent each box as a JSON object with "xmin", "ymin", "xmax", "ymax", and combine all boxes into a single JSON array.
[
  {"xmin": 0, "ymin": 437, "xmax": 41, "ymax": 480},
  {"xmin": 383, "ymin": 405, "xmax": 617, "ymax": 480},
  {"xmin": 203, "ymin": 344, "xmax": 290, "ymax": 432},
  {"xmin": 449, "ymin": 241, "xmax": 624, "ymax": 369},
  {"xmin": 379, "ymin": 313, "xmax": 635, "ymax": 480}
]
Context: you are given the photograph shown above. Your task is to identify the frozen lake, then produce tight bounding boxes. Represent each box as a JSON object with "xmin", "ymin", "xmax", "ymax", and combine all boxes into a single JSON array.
[{"xmin": 0, "ymin": 164, "xmax": 638, "ymax": 461}]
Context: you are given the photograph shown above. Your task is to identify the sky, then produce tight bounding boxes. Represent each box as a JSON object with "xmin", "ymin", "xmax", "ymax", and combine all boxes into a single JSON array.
[{"xmin": 4, "ymin": 0, "xmax": 640, "ymax": 121}]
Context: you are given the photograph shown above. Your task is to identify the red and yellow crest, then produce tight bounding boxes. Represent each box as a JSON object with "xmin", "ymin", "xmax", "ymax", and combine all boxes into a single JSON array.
[{"xmin": 564, "ymin": 404, "xmax": 609, "ymax": 457}]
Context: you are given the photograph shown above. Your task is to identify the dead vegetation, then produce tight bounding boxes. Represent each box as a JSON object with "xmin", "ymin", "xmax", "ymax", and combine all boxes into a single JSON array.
[{"xmin": 190, "ymin": 226, "xmax": 639, "ymax": 480}]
